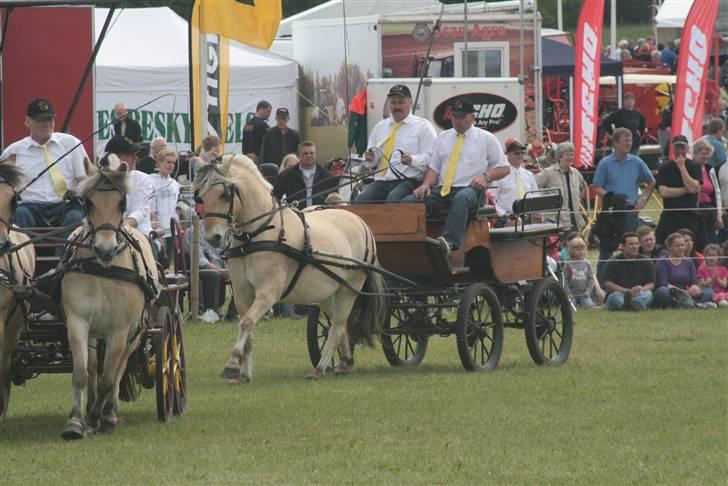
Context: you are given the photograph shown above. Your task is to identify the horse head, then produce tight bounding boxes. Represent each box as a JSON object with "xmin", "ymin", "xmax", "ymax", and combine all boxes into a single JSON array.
[
  {"xmin": 78, "ymin": 154, "xmax": 129, "ymax": 265},
  {"xmin": 192, "ymin": 153, "xmax": 272, "ymax": 248},
  {"xmin": 0, "ymin": 159, "xmax": 24, "ymax": 249}
]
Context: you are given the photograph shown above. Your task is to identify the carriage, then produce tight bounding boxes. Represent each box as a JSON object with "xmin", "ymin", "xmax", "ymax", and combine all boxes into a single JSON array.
[{"xmin": 306, "ymin": 190, "xmax": 574, "ymax": 372}]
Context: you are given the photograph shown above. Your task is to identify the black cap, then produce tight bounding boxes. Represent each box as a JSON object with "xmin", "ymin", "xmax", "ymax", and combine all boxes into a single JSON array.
[
  {"xmin": 671, "ymin": 134, "xmax": 689, "ymax": 147},
  {"xmin": 275, "ymin": 107, "xmax": 290, "ymax": 118},
  {"xmin": 505, "ymin": 138, "xmax": 526, "ymax": 153},
  {"xmin": 105, "ymin": 135, "xmax": 141, "ymax": 155},
  {"xmin": 387, "ymin": 84, "xmax": 412, "ymax": 98},
  {"xmin": 450, "ymin": 97, "xmax": 476, "ymax": 116},
  {"xmin": 27, "ymin": 98, "xmax": 56, "ymax": 119}
]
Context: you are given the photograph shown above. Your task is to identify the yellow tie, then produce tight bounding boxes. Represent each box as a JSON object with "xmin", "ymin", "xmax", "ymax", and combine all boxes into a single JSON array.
[
  {"xmin": 40, "ymin": 143, "xmax": 68, "ymax": 197},
  {"xmin": 380, "ymin": 121, "xmax": 403, "ymax": 171},
  {"xmin": 440, "ymin": 133, "xmax": 465, "ymax": 197},
  {"xmin": 515, "ymin": 169, "xmax": 525, "ymax": 198}
]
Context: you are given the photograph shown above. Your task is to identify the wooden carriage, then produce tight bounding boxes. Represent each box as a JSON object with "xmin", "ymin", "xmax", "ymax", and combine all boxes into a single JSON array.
[{"xmin": 306, "ymin": 192, "xmax": 574, "ymax": 372}]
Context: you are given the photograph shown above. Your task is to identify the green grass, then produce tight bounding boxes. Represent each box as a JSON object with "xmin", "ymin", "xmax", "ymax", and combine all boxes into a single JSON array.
[{"xmin": 1, "ymin": 309, "xmax": 726, "ymax": 484}]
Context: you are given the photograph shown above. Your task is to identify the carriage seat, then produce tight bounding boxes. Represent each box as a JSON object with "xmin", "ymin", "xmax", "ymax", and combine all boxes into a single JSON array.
[
  {"xmin": 426, "ymin": 204, "xmax": 497, "ymax": 223},
  {"xmin": 489, "ymin": 190, "xmax": 562, "ymax": 242}
]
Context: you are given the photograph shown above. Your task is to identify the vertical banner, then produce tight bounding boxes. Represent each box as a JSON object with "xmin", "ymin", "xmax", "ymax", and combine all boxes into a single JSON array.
[
  {"xmin": 572, "ymin": 0, "xmax": 605, "ymax": 168},
  {"xmin": 189, "ymin": 0, "xmax": 281, "ymax": 150},
  {"xmin": 670, "ymin": 0, "xmax": 719, "ymax": 158}
]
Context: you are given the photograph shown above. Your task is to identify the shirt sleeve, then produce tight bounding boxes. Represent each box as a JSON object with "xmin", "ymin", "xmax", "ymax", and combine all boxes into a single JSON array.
[
  {"xmin": 593, "ymin": 161, "xmax": 606, "ymax": 189},
  {"xmin": 410, "ymin": 121, "xmax": 437, "ymax": 171},
  {"xmin": 486, "ymin": 134, "xmax": 508, "ymax": 170},
  {"xmin": 638, "ymin": 160, "xmax": 655, "ymax": 184},
  {"xmin": 428, "ymin": 135, "xmax": 445, "ymax": 175},
  {"xmin": 655, "ymin": 259, "xmax": 668, "ymax": 287},
  {"xmin": 644, "ymin": 259, "xmax": 656, "ymax": 284},
  {"xmin": 127, "ymin": 175, "xmax": 153, "ymax": 226}
]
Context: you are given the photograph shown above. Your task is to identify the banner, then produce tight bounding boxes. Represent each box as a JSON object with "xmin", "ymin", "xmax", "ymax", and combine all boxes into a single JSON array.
[
  {"xmin": 670, "ymin": 0, "xmax": 719, "ymax": 158},
  {"xmin": 194, "ymin": 0, "xmax": 281, "ymax": 50},
  {"xmin": 572, "ymin": 0, "xmax": 605, "ymax": 167}
]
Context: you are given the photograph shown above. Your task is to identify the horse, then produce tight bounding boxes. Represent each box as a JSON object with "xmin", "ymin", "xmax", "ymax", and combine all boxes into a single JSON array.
[
  {"xmin": 60, "ymin": 155, "xmax": 159, "ymax": 439},
  {"xmin": 0, "ymin": 162, "xmax": 35, "ymax": 419},
  {"xmin": 193, "ymin": 154, "xmax": 386, "ymax": 382}
]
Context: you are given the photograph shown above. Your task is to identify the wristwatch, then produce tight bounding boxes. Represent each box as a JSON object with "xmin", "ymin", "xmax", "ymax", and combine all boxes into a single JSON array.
[{"xmin": 484, "ymin": 173, "xmax": 492, "ymax": 183}]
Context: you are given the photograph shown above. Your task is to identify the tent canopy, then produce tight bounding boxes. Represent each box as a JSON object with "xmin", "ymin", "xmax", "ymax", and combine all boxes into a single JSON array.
[
  {"xmin": 541, "ymin": 37, "xmax": 622, "ymax": 78},
  {"xmin": 654, "ymin": 0, "xmax": 694, "ymax": 28},
  {"xmin": 95, "ymin": 7, "xmax": 298, "ymax": 93}
]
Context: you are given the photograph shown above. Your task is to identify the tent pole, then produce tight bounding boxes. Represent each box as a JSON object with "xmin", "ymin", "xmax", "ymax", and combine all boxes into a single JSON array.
[{"xmin": 62, "ymin": 4, "xmax": 117, "ymax": 133}]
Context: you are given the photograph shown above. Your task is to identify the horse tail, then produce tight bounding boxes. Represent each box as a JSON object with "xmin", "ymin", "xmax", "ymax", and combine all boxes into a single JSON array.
[
  {"xmin": 118, "ymin": 352, "xmax": 141, "ymax": 402},
  {"xmin": 347, "ymin": 269, "xmax": 387, "ymax": 347}
]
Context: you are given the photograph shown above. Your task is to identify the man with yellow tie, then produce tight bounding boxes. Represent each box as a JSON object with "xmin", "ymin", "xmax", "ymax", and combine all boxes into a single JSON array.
[
  {"xmin": 357, "ymin": 84, "xmax": 436, "ymax": 203},
  {"xmin": 490, "ymin": 138, "xmax": 538, "ymax": 227},
  {"xmin": 406, "ymin": 97, "xmax": 510, "ymax": 255},
  {"xmin": 1, "ymin": 98, "xmax": 87, "ymax": 230}
]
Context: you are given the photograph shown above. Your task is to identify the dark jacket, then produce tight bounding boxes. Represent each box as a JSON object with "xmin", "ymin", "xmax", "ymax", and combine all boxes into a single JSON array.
[
  {"xmin": 273, "ymin": 164, "xmax": 338, "ymax": 209},
  {"xmin": 602, "ymin": 108, "xmax": 646, "ymax": 154},
  {"xmin": 242, "ymin": 116, "xmax": 269, "ymax": 157},
  {"xmin": 592, "ymin": 192, "xmax": 633, "ymax": 251},
  {"xmin": 260, "ymin": 126, "xmax": 301, "ymax": 166},
  {"xmin": 113, "ymin": 117, "xmax": 143, "ymax": 143}
]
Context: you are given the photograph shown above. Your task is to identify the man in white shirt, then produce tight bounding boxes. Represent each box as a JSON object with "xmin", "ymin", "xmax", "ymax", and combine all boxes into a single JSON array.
[
  {"xmin": 490, "ymin": 138, "xmax": 538, "ymax": 226},
  {"xmin": 104, "ymin": 135, "xmax": 153, "ymax": 237},
  {"xmin": 357, "ymin": 84, "xmax": 437, "ymax": 203},
  {"xmin": 405, "ymin": 97, "xmax": 510, "ymax": 255},
  {"xmin": 1, "ymin": 98, "xmax": 87, "ymax": 230}
]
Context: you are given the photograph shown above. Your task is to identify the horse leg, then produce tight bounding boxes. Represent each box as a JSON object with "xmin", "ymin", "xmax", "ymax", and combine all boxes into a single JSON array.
[
  {"xmin": 91, "ymin": 333, "xmax": 127, "ymax": 434},
  {"xmin": 61, "ymin": 315, "xmax": 91, "ymax": 440},
  {"xmin": 0, "ymin": 309, "xmax": 21, "ymax": 420},
  {"xmin": 306, "ymin": 296, "xmax": 353, "ymax": 379},
  {"xmin": 221, "ymin": 290, "xmax": 274, "ymax": 384},
  {"xmin": 85, "ymin": 338, "xmax": 98, "ymax": 416}
]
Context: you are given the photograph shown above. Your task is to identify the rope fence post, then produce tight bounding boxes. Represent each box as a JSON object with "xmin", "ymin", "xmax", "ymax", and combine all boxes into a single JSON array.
[{"xmin": 190, "ymin": 214, "xmax": 200, "ymax": 321}]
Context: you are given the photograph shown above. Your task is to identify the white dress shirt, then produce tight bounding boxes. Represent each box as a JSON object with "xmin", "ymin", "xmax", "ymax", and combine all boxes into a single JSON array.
[
  {"xmin": 1, "ymin": 132, "xmax": 87, "ymax": 204},
  {"xmin": 491, "ymin": 164, "xmax": 538, "ymax": 216},
  {"xmin": 428, "ymin": 126, "xmax": 509, "ymax": 187},
  {"xmin": 126, "ymin": 170, "xmax": 153, "ymax": 236},
  {"xmin": 367, "ymin": 113, "xmax": 437, "ymax": 181},
  {"xmin": 149, "ymin": 174, "xmax": 180, "ymax": 237},
  {"xmin": 301, "ymin": 166, "xmax": 316, "ymax": 207}
]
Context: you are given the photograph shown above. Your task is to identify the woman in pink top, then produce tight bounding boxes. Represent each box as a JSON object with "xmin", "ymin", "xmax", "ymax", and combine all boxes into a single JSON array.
[{"xmin": 694, "ymin": 138, "xmax": 724, "ymax": 248}]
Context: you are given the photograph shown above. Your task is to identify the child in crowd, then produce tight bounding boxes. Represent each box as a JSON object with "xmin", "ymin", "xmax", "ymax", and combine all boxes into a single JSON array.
[
  {"xmin": 325, "ymin": 192, "xmax": 346, "ymax": 205},
  {"xmin": 150, "ymin": 149, "xmax": 181, "ymax": 270},
  {"xmin": 697, "ymin": 244, "xmax": 728, "ymax": 307},
  {"xmin": 564, "ymin": 236, "xmax": 599, "ymax": 308},
  {"xmin": 678, "ymin": 228, "xmax": 703, "ymax": 269}
]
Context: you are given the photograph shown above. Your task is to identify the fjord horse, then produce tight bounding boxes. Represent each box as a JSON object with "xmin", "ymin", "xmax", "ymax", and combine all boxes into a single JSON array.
[
  {"xmin": 0, "ymin": 163, "xmax": 35, "ymax": 419},
  {"xmin": 194, "ymin": 154, "xmax": 385, "ymax": 382},
  {"xmin": 60, "ymin": 156, "xmax": 159, "ymax": 439}
]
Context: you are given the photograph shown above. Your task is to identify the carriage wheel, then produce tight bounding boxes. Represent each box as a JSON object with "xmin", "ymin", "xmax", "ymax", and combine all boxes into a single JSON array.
[
  {"xmin": 155, "ymin": 307, "xmax": 175, "ymax": 423},
  {"xmin": 306, "ymin": 306, "xmax": 350, "ymax": 369},
  {"xmin": 170, "ymin": 310, "xmax": 187, "ymax": 416},
  {"xmin": 455, "ymin": 283, "xmax": 504, "ymax": 372},
  {"xmin": 381, "ymin": 297, "xmax": 429, "ymax": 366},
  {"xmin": 525, "ymin": 278, "xmax": 573, "ymax": 366}
]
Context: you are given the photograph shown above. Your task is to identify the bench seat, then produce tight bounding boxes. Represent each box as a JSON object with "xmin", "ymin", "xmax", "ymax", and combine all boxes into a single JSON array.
[{"xmin": 489, "ymin": 222, "xmax": 561, "ymax": 241}]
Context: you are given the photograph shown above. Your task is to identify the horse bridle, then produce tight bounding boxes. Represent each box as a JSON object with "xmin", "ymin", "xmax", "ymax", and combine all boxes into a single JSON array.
[
  {"xmin": 0, "ymin": 179, "xmax": 19, "ymax": 234},
  {"xmin": 83, "ymin": 176, "xmax": 127, "ymax": 240}
]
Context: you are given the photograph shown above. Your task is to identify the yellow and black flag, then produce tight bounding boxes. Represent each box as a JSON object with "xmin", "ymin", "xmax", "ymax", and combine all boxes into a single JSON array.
[{"xmin": 190, "ymin": 0, "xmax": 282, "ymax": 150}]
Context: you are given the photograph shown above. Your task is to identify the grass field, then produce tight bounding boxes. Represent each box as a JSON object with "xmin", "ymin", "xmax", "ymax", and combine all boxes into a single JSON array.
[{"xmin": 1, "ymin": 309, "xmax": 726, "ymax": 484}]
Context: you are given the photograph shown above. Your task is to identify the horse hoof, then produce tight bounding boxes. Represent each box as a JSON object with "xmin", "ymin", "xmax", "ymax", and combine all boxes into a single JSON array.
[
  {"xmin": 220, "ymin": 367, "xmax": 241, "ymax": 379},
  {"xmin": 61, "ymin": 421, "xmax": 87, "ymax": 441},
  {"xmin": 305, "ymin": 369, "xmax": 323, "ymax": 380},
  {"xmin": 98, "ymin": 419, "xmax": 117, "ymax": 434},
  {"xmin": 334, "ymin": 365, "xmax": 351, "ymax": 375},
  {"xmin": 228, "ymin": 375, "xmax": 250, "ymax": 385}
]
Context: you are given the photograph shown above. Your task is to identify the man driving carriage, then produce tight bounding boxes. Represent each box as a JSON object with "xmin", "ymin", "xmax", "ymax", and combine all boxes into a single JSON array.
[
  {"xmin": 356, "ymin": 84, "xmax": 437, "ymax": 203},
  {"xmin": 0, "ymin": 98, "xmax": 88, "ymax": 231},
  {"xmin": 404, "ymin": 97, "xmax": 510, "ymax": 255}
]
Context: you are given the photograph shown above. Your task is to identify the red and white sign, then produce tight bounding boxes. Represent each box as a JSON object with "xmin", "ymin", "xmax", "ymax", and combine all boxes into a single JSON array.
[
  {"xmin": 670, "ymin": 0, "xmax": 719, "ymax": 158},
  {"xmin": 572, "ymin": 0, "xmax": 605, "ymax": 167}
]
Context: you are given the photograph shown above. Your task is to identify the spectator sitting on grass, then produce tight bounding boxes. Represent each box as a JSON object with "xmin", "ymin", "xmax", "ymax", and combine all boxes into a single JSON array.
[
  {"xmin": 678, "ymin": 227, "xmax": 703, "ymax": 269},
  {"xmin": 564, "ymin": 236, "xmax": 597, "ymax": 308},
  {"xmin": 637, "ymin": 225, "xmax": 665, "ymax": 260},
  {"xmin": 653, "ymin": 232, "xmax": 715, "ymax": 309},
  {"xmin": 603, "ymin": 232, "xmax": 655, "ymax": 311},
  {"xmin": 696, "ymin": 244, "xmax": 728, "ymax": 307}
]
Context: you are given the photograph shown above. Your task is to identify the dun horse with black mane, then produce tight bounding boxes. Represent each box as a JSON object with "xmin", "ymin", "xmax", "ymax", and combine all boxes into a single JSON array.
[{"xmin": 194, "ymin": 154, "xmax": 386, "ymax": 382}]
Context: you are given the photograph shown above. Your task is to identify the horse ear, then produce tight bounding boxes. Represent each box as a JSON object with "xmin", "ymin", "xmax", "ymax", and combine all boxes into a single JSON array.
[
  {"xmin": 118, "ymin": 162, "xmax": 129, "ymax": 173},
  {"xmin": 85, "ymin": 157, "xmax": 98, "ymax": 176}
]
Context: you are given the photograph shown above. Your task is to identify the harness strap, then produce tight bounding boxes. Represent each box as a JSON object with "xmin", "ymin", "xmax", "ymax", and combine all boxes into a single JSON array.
[{"xmin": 65, "ymin": 259, "xmax": 158, "ymax": 303}]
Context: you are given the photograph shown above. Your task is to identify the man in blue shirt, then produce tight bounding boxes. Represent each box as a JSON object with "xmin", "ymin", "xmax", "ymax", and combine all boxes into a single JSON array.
[
  {"xmin": 705, "ymin": 118, "xmax": 726, "ymax": 170},
  {"xmin": 660, "ymin": 41, "xmax": 677, "ymax": 71},
  {"xmin": 593, "ymin": 127, "xmax": 655, "ymax": 284}
]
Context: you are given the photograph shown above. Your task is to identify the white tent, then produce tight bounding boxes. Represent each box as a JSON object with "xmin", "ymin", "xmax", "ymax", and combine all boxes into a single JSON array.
[
  {"xmin": 654, "ymin": 0, "xmax": 694, "ymax": 28},
  {"xmin": 94, "ymin": 7, "xmax": 298, "ymax": 155}
]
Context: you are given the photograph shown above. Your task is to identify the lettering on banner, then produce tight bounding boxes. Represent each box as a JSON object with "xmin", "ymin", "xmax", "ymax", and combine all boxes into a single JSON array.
[
  {"xmin": 205, "ymin": 34, "xmax": 222, "ymax": 138},
  {"xmin": 578, "ymin": 23, "xmax": 599, "ymax": 166},
  {"xmin": 679, "ymin": 25, "xmax": 708, "ymax": 143}
]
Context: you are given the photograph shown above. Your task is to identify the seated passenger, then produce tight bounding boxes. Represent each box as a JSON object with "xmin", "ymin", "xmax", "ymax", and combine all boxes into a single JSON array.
[
  {"xmin": 149, "ymin": 149, "xmax": 180, "ymax": 269},
  {"xmin": 1, "ymin": 98, "xmax": 87, "ymax": 233},
  {"xmin": 105, "ymin": 135, "xmax": 153, "ymax": 237},
  {"xmin": 653, "ymin": 232, "xmax": 715, "ymax": 308},
  {"xmin": 604, "ymin": 232, "xmax": 655, "ymax": 311},
  {"xmin": 356, "ymin": 84, "xmax": 437, "ymax": 203},
  {"xmin": 490, "ymin": 138, "xmax": 538, "ymax": 227},
  {"xmin": 273, "ymin": 141, "xmax": 337, "ymax": 209},
  {"xmin": 404, "ymin": 97, "xmax": 510, "ymax": 255}
]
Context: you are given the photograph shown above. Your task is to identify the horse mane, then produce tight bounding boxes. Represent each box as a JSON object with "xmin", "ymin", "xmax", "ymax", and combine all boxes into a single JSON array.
[
  {"xmin": 78, "ymin": 159, "xmax": 129, "ymax": 197},
  {"xmin": 0, "ymin": 160, "xmax": 26, "ymax": 189},
  {"xmin": 193, "ymin": 154, "xmax": 273, "ymax": 195}
]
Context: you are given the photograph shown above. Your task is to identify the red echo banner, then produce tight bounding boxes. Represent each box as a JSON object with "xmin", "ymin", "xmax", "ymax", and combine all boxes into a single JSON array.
[
  {"xmin": 572, "ymin": 0, "xmax": 605, "ymax": 168},
  {"xmin": 670, "ymin": 0, "xmax": 719, "ymax": 158}
]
